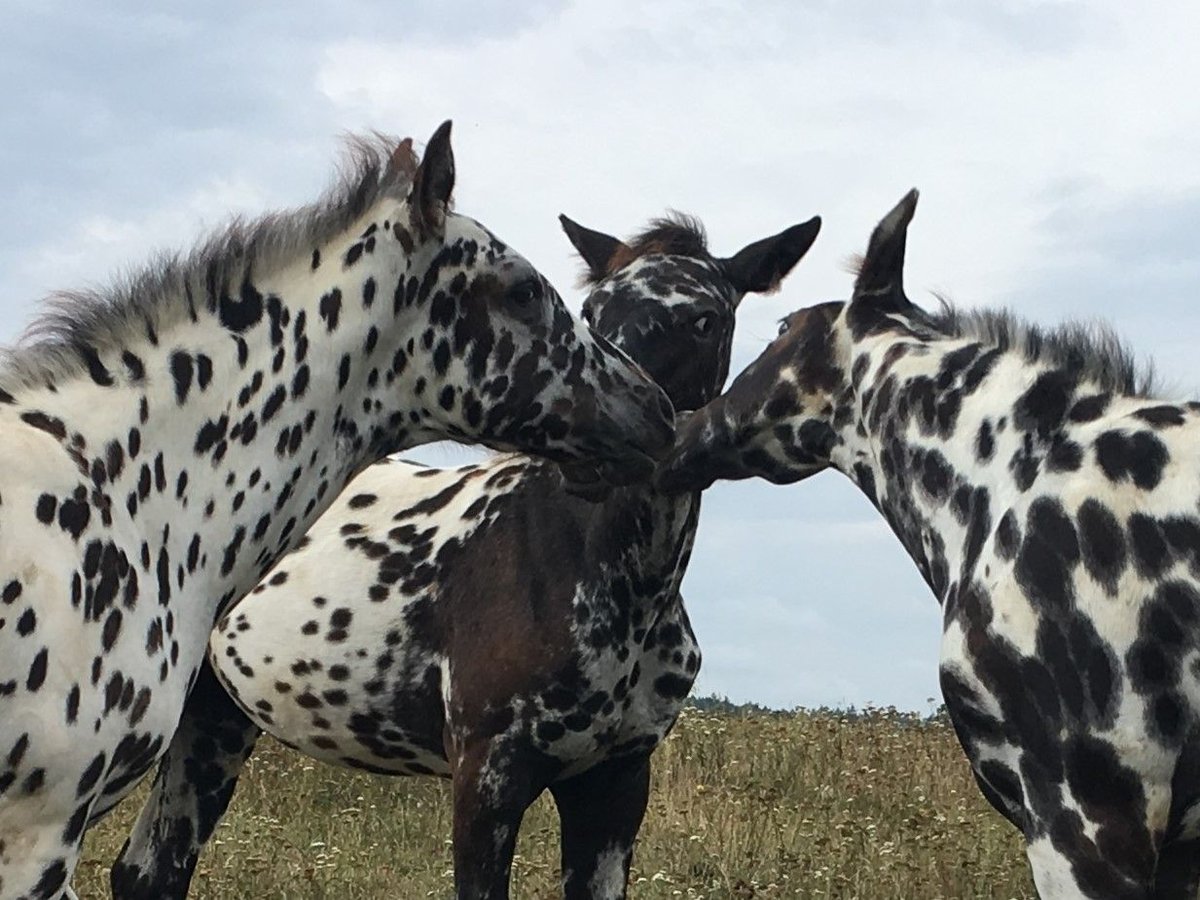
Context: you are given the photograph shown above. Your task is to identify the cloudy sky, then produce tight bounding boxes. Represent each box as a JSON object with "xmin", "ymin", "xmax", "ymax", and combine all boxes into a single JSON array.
[{"xmin": 4, "ymin": 1, "xmax": 1199, "ymax": 710}]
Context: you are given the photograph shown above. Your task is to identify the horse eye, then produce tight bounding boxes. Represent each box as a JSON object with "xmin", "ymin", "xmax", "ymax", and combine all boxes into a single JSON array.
[
  {"xmin": 693, "ymin": 314, "xmax": 712, "ymax": 335},
  {"xmin": 777, "ymin": 319, "xmax": 790, "ymax": 336},
  {"xmin": 508, "ymin": 279, "xmax": 541, "ymax": 307}
]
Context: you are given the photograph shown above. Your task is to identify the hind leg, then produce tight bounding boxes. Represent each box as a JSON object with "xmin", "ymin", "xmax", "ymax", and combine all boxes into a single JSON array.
[
  {"xmin": 111, "ymin": 661, "xmax": 261, "ymax": 900},
  {"xmin": 550, "ymin": 754, "xmax": 651, "ymax": 900}
]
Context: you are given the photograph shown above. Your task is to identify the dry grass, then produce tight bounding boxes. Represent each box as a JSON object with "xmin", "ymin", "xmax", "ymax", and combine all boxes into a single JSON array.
[{"xmin": 77, "ymin": 707, "xmax": 1035, "ymax": 898}]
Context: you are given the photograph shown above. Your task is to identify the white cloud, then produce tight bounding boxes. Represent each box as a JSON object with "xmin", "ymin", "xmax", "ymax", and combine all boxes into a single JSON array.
[{"xmin": 311, "ymin": 0, "xmax": 1200, "ymax": 381}]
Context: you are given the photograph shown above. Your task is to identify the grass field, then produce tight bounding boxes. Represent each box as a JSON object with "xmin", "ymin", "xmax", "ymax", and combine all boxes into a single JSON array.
[{"xmin": 77, "ymin": 706, "xmax": 1035, "ymax": 898}]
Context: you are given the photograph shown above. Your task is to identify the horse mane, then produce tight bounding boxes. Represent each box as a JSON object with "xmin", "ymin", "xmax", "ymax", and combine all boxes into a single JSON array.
[
  {"xmin": 921, "ymin": 296, "xmax": 1158, "ymax": 398},
  {"xmin": 581, "ymin": 212, "xmax": 711, "ymax": 285},
  {"xmin": 0, "ymin": 133, "xmax": 417, "ymax": 392}
]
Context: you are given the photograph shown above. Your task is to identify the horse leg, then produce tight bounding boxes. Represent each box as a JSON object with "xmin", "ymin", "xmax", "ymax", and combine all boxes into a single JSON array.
[
  {"xmin": 110, "ymin": 661, "xmax": 261, "ymax": 900},
  {"xmin": 450, "ymin": 740, "xmax": 540, "ymax": 900},
  {"xmin": 1150, "ymin": 837, "xmax": 1200, "ymax": 899},
  {"xmin": 550, "ymin": 754, "xmax": 651, "ymax": 900}
]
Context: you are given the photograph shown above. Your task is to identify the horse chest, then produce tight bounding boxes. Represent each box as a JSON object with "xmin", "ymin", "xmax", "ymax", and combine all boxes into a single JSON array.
[
  {"xmin": 536, "ymin": 595, "xmax": 699, "ymax": 776},
  {"xmin": 620, "ymin": 598, "xmax": 701, "ymax": 736}
]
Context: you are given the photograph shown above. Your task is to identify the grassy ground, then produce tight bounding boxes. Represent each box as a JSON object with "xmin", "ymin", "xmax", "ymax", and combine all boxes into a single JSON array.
[{"xmin": 77, "ymin": 707, "xmax": 1035, "ymax": 898}]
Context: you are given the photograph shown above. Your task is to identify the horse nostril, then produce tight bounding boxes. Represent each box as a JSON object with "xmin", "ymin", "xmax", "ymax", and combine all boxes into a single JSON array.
[
  {"xmin": 655, "ymin": 392, "xmax": 674, "ymax": 423},
  {"xmin": 641, "ymin": 397, "xmax": 676, "ymax": 459}
]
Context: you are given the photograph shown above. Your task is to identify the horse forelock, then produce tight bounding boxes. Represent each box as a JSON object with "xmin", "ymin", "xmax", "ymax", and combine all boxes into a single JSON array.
[{"xmin": 579, "ymin": 212, "xmax": 711, "ymax": 286}]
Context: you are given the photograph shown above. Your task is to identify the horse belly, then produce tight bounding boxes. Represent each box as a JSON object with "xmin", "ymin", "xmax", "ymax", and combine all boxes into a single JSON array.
[
  {"xmin": 211, "ymin": 577, "xmax": 451, "ymax": 777},
  {"xmin": 220, "ymin": 652, "xmax": 451, "ymax": 777}
]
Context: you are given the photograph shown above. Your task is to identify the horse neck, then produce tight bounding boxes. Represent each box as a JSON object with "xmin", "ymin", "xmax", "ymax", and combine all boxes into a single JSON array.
[
  {"xmin": 584, "ymin": 319, "xmax": 711, "ymax": 612},
  {"xmin": 5, "ymin": 200, "xmax": 426, "ymax": 623},
  {"xmin": 566, "ymin": 444, "xmax": 700, "ymax": 628},
  {"xmin": 833, "ymin": 330, "xmax": 1069, "ymax": 601},
  {"xmin": 590, "ymin": 475, "xmax": 702, "ymax": 614}
]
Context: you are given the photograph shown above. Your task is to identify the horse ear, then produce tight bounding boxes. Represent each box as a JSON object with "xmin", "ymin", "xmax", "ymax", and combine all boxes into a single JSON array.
[
  {"xmin": 389, "ymin": 137, "xmax": 418, "ymax": 180},
  {"xmin": 559, "ymin": 215, "xmax": 629, "ymax": 282},
  {"xmin": 412, "ymin": 120, "xmax": 456, "ymax": 235},
  {"xmin": 721, "ymin": 216, "xmax": 822, "ymax": 302},
  {"xmin": 854, "ymin": 189, "xmax": 918, "ymax": 301}
]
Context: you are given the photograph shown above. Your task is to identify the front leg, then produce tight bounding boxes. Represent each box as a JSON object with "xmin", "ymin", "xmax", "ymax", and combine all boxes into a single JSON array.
[
  {"xmin": 451, "ymin": 739, "xmax": 542, "ymax": 900},
  {"xmin": 111, "ymin": 661, "xmax": 261, "ymax": 900},
  {"xmin": 1152, "ymin": 837, "xmax": 1200, "ymax": 899},
  {"xmin": 550, "ymin": 754, "xmax": 651, "ymax": 900}
]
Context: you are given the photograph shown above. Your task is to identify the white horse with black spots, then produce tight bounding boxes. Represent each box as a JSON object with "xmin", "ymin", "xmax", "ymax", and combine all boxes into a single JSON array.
[
  {"xmin": 661, "ymin": 191, "xmax": 1200, "ymax": 899},
  {"xmin": 0, "ymin": 121, "xmax": 675, "ymax": 900},
  {"xmin": 121, "ymin": 209, "xmax": 820, "ymax": 899}
]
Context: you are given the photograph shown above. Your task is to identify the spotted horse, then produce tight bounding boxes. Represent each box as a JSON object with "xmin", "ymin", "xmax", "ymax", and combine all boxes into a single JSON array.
[
  {"xmin": 0, "ymin": 121, "xmax": 678, "ymax": 900},
  {"xmin": 122, "ymin": 209, "xmax": 821, "ymax": 900},
  {"xmin": 659, "ymin": 190, "xmax": 1200, "ymax": 898}
]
